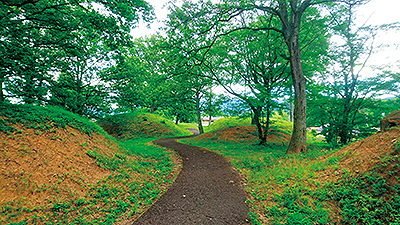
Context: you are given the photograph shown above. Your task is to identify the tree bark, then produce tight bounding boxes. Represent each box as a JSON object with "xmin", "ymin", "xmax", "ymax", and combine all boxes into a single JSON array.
[
  {"xmin": 150, "ymin": 100, "xmax": 156, "ymax": 113},
  {"xmin": 275, "ymin": 0, "xmax": 309, "ymax": 154},
  {"xmin": 195, "ymin": 92, "xmax": 204, "ymax": 134},
  {"xmin": 252, "ymin": 106, "xmax": 267, "ymax": 145},
  {"xmin": 0, "ymin": 75, "xmax": 4, "ymax": 102},
  {"xmin": 285, "ymin": 19, "xmax": 307, "ymax": 154}
]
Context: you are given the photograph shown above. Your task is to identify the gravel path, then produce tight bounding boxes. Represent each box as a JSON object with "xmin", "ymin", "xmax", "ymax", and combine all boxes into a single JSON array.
[{"xmin": 131, "ymin": 129, "xmax": 251, "ymax": 224}]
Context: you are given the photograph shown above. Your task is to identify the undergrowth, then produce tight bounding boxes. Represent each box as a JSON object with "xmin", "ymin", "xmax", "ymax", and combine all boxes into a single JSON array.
[
  {"xmin": 182, "ymin": 123, "xmax": 400, "ymax": 224},
  {"xmin": 0, "ymin": 103, "xmax": 179, "ymax": 224},
  {"xmin": 1, "ymin": 138, "xmax": 177, "ymax": 225},
  {"xmin": 328, "ymin": 142, "xmax": 400, "ymax": 224}
]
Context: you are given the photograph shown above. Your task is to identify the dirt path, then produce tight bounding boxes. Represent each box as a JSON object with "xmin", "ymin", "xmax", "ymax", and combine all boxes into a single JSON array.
[{"xmin": 131, "ymin": 129, "xmax": 251, "ymax": 224}]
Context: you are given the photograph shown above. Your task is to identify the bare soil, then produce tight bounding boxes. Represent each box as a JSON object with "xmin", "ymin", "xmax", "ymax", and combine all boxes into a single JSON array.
[
  {"xmin": 0, "ymin": 124, "xmax": 119, "ymax": 223},
  {"xmin": 317, "ymin": 127, "xmax": 400, "ymax": 184},
  {"xmin": 198, "ymin": 126, "xmax": 291, "ymax": 143}
]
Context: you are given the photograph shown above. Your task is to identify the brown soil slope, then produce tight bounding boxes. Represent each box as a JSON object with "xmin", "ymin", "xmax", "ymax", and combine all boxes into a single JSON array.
[
  {"xmin": 319, "ymin": 127, "xmax": 400, "ymax": 184},
  {"xmin": 198, "ymin": 126, "xmax": 291, "ymax": 143},
  {"xmin": 0, "ymin": 124, "xmax": 121, "ymax": 223}
]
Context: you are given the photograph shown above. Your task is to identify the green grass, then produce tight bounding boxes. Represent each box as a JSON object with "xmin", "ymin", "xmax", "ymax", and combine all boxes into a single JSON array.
[
  {"xmin": 1, "ymin": 137, "xmax": 178, "ymax": 225},
  {"xmin": 98, "ymin": 112, "xmax": 192, "ymax": 139},
  {"xmin": 181, "ymin": 130, "xmax": 400, "ymax": 224},
  {"xmin": 206, "ymin": 117, "xmax": 252, "ymax": 132},
  {"xmin": 176, "ymin": 122, "xmax": 198, "ymax": 131},
  {"xmin": 0, "ymin": 102, "xmax": 106, "ymax": 136},
  {"xmin": 0, "ymin": 104, "xmax": 180, "ymax": 225},
  {"xmin": 327, "ymin": 144, "xmax": 400, "ymax": 224}
]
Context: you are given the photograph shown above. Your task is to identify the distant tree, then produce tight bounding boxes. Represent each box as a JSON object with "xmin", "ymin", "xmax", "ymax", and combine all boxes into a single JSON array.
[
  {"xmin": 207, "ymin": 27, "xmax": 291, "ymax": 145},
  {"xmin": 308, "ymin": 0, "xmax": 393, "ymax": 145},
  {"xmin": 203, "ymin": 87, "xmax": 226, "ymax": 126},
  {"xmin": 166, "ymin": 2, "xmax": 330, "ymax": 145},
  {"xmin": 104, "ymin": 35, "xmax": 172, "ymax": 113},
  {"xmin": 49, "ymin": 73, "xmax": 110, "ymax": 118}
]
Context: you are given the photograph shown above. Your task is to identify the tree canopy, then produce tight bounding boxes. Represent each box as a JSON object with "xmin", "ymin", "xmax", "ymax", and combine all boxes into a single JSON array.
[
  {"xmin": 1, "ymin": 0, "xmax": 399, "ymax": 152},
  {"xmin": 0, "ymin": 0, "xmax": 154, "ymax": 108}
]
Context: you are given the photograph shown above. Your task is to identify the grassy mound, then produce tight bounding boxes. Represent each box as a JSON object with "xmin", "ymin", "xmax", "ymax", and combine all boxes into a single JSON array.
[
  {"xmin": 182, "ymin": 115, "xmax": 400, "ymax": 224},
  {"xmin": 201, "ymin": 115, "xmax": 292, "ymax": 144},
  {"xmin": 206, "ymin": 117, "xmax": 252, "ymax": 132},
  {"xmin": 98, "ymin": 112, "xmax": 192, "ymax": 140},
  {"xmin": 199, "ymin": 126, "xmax": 291, "ymax": 144},
  {"xmin": 0, "ymin": 103, "xmax": 180, "ymax": 225}
]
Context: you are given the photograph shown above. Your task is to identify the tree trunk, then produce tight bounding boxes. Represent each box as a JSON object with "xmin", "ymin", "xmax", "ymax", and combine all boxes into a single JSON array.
[
  {"xmin": 289, "ymin": 101, "xmax": 294, "ymax": 122},
  {"xmin": 252, "ymin": 106, "xmax": 267, "ymax": 145},
  {"xmin": 251, "ymin": 111, "xmax": 256, "ymax": 125},
  {"xmin": 150, "ymin": 100, "xmax": 156, "ymax": 113},
  {"xmin": 0, "ymin": 75, "xmax": 4, "ymax": 102},
  {"xmin": 286, "ymin": 32, "xmax": 307, "ymax": 154},
  {"xmin": 195, "ymin": 92, "xmax": 204, "ymax": 134}
]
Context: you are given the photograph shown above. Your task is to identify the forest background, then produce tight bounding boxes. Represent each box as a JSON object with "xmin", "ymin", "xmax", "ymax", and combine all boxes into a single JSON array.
[{"xmin": 1, "ymin": 0, "xmax": 400, "ymax": 153}]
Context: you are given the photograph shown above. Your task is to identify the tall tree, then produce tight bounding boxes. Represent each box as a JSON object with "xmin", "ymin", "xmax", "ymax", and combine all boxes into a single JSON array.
[
  {"xmin": 165, "ymin": 0, "xmax": 338, "ymax": 153},
  {"xmin": 308, "ymin": 0, "xmax": 388, "ymax": 145},
  {"xmin": 104, "ymin": 35, "xmax": 172, "ymax": 113},
  {"xmin": 207, "ymin": 26, "xmax": 291, "ymax": 145}
]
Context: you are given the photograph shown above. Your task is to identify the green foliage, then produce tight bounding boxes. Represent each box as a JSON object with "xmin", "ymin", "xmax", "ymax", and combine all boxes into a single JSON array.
[
  {"xmin": 0, "ymin": 102, "xmax": 106, "ymax": 135},
  {"xmin": 307, "ymin": 1, "xmax": 391, "ymax": 146},
  {"xmin": 330, "ymin": 173, "xmax": 400, "ymax": 224},
  {"xmin": 0, "ymin": 0, "xmax": 153, "ymax": 105},
  {"xmin": 206, "ymin": 117, "xmax": 251, "ymax": 132},
  {"xmin": 104, "ymin": 35, "xmax": 180, "ymax": 114},
  {"xmin": 98, "ymin": 111, "xmax": 192, "ymax": 139},
  {"xmin": 49, "ymin": 72, "xmax": 112, "ymax": 119}
]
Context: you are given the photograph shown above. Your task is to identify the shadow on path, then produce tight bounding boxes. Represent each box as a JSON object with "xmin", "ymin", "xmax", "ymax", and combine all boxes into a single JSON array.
[{"xmin": 131, "ymin": 129, "xmax": 250, "ymax": 224}]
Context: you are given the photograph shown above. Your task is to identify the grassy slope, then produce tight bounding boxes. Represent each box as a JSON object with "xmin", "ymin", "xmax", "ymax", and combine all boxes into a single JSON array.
[
  {"xmin": 181, "ymin": 117, "xmax": 400, "ymax": 224},
  {"xmin": 0, "ymin": 103, "xmax": 182, "ymax": 225},
  {"xmin": 98, "ymin": 112, "xmax": 192, "ymax": 140}
]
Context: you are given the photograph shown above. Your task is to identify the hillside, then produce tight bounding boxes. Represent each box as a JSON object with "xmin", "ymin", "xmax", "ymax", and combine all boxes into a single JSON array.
[
  {"xmin": 319, "ymin": 127, "xmax": 400, "ymax": 182},
  {"xmin": 199, "ymin": 125, "xmax": 291, "ymax": 143},
  {"xmin": 98, "ymin": 112, "xmax": 192, "ymax": 140},
  {"xmin": 0, "ymin": 103, "xmax": 181, "ymax": 224}
]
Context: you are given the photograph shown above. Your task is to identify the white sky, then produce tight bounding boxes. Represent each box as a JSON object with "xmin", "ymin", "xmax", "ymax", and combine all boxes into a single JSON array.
[{"xmin": 131, "ymin": 0, "xmax": 400, "ymax": 75}]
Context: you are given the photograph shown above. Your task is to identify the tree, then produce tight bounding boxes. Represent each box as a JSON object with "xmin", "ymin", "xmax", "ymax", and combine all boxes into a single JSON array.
[
  {"xmin": 203, "ymin": 88, "xmax": 226, "ymax": 126},
  {"xmin": 165, "ymin": 0, "xmax": 338, "ymax": 153},
  {"xmin": 206, "ymin": 26, "xmax": 291, "ymax": 145},
  {"xmin": 104, "ymin": 35, "xmax": 172, "ymax": 113},
  {"xmin": 49, "ymin": 73, "xmax": 111, "ymax": 118},
  {"xmin": 168, "ymin": 66, "xmax": 212, "ymax": 134},
  {"xmin": 166, "ymin": 1, "xmax": 330, "ymax": 147},
  {"xmin": 0, "ymin": 0, "xmax": 154, "ymax": 106},
  {"xmin": 308, "ymin": 0, "xmax": 390, "ymax": 145}
]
